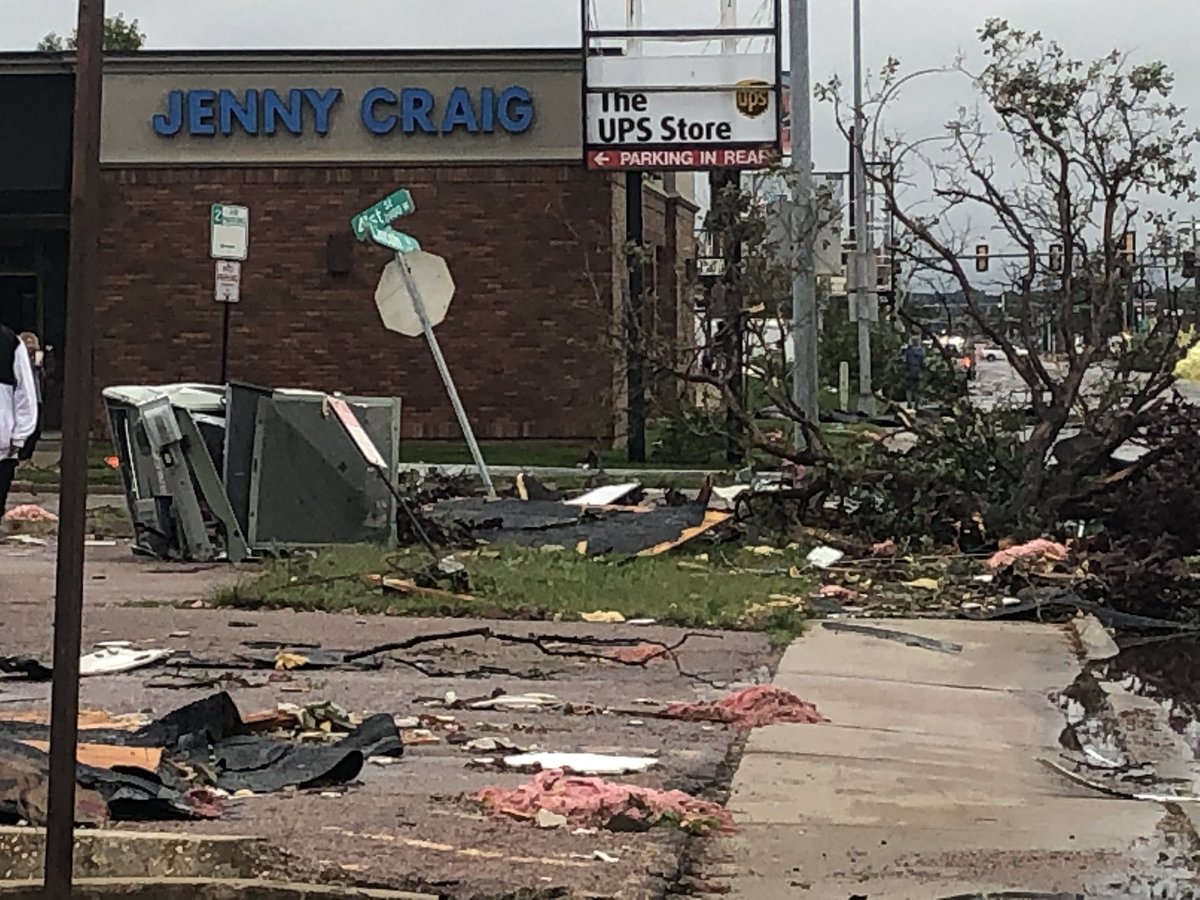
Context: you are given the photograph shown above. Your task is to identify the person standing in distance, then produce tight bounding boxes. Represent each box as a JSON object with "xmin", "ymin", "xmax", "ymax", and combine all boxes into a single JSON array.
[
  {"xmin": 16, "ymin": 332, "xmax": 44, "ymax": 461},
  {"xmin": 0, "ymin": 324, "xmax": 38, "ymax": 511},
  {"xmin": 901, "ymin": 334, "xmax": 927, "ymax": 409}
]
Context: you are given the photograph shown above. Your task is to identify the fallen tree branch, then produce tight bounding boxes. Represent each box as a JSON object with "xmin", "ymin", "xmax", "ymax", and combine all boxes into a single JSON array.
[{"xmin": 346, "ymin": 629, "xmax": 724, "ymax": 686}]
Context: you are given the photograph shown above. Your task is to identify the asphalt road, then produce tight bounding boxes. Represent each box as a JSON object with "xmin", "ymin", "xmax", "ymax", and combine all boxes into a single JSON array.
[{"xmin": 0, "ymin": 538, "xmax": 778, "ymax": 899}]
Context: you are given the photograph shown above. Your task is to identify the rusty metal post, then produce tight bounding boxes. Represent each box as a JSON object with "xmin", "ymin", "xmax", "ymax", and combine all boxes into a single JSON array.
[{"xmin": 44, "ymin": 0, "xmax": 105, "ymax": 896}]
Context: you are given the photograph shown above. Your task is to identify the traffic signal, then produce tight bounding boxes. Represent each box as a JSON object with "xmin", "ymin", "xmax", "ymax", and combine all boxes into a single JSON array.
[
  {"xmin": 1184, "ymin": 250, "xmax": 1197, "ymax": 279},
  {"xmin": 1120, "ymin": 232, "xmax": 1136, "ymax": 267},
  {"xmin": 975, "ymin": 244, "xmax": 989, "ymax": 273},
  {"xmin": 1048, "ymin": 244, "xmax": 1063, "ymax": 274}
]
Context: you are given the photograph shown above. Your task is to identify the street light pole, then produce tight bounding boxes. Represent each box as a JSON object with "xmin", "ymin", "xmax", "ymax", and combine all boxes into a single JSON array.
[
  {"xmin": 789, "ymin": 0, "xmax": 819, "ymax": 433},
  {"xmin": 850, "ymin": 0, "xmax": 876, "ymax": 414},
  {"xmin": 45, "ymin": 0, "xmax": 105, "ymax": 895}
]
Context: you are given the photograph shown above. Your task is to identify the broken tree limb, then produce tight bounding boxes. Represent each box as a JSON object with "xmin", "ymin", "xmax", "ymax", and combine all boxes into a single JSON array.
[
  {"xmin": 1039, "ymin": 757, "xmax": 1200, "ymax": 803},
  {"xmin": 368, "ymin": 575, "xmax": 476, "ymax": 603},
  {"xmin": 343, "ymin": 628, "xmax": 723, "ymax": 686},
  {"xmin": 821, "ymin": 621, "xmax": 963, "ymax": 654}
]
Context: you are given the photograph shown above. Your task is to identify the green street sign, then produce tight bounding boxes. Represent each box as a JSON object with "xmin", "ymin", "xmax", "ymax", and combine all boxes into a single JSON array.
[
  {"xmin": 351, "ymin": 189, "xmax": 416, "ymax": 240},
  {"xmin": 369, "ymin": 227, "xmax": 421, "ymax": 254}
]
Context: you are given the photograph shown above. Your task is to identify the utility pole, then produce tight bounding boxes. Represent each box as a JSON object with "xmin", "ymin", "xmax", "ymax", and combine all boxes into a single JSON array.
[
  {"xmin": 789, "ymin": 0, "xmax": 819, "ymax": 433},
  {"xmin": 850, "ymin": 0, "xmax": 876, "ymax": 414},
  {"xmin": 624, "ymin": 0, "xmax": 647, "ymax": 462},
  {"xmin": 45, "ymin": 0, "xmax": 104, "ymax": 896}
]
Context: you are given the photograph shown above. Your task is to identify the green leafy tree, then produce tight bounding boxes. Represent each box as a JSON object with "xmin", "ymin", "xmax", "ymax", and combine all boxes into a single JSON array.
[{"xmin": 38, "ymin": 13, "xmax": 146, "ymax": 52}]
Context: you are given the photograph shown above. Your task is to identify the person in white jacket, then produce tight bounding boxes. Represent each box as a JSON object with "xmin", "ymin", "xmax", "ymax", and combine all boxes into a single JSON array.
[{"xmin": 0, "ymin": 324, "xmax": 38, "ymax": 512}]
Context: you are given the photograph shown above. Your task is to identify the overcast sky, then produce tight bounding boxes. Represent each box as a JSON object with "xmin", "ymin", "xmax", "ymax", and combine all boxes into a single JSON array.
[{"xmin": 5, "ymin": 0, "xmax": 1197, "ymax": 173}]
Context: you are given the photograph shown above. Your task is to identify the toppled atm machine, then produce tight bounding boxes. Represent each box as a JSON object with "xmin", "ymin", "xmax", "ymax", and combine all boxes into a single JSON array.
[{"xmin": 103, "ymin": 383, "xmax": 402, "ymax": 562}]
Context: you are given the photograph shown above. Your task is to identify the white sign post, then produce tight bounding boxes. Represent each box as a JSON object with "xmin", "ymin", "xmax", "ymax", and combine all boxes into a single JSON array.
[
  {"xmin": 210, "ymin": 203, "xmax": 248, "ymax": 383},
  {"xmin": 210, "ymin": 204, "xmax": 249, "ymax": 260},
  {"xmin": 214, "ymin": 260, "xmax": 241, "ymax": 303}
]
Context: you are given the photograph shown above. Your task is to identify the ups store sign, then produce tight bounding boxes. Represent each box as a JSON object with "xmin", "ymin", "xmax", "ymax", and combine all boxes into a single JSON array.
[{"xmin": 99, "ymin": 55, "xmax": 583, "ymax": 166}]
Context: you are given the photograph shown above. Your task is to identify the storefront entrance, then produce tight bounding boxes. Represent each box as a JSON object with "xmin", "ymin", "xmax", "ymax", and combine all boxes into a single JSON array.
[{"xmin": 0, "ymin": 233, "xmax": 68, "ymax": 430}]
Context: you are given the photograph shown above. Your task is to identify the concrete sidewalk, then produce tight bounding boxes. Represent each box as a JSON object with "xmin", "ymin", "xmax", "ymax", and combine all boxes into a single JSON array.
[{"xmin": 712, "ymin": 619, "xmax": 1170, "ymax": 898}]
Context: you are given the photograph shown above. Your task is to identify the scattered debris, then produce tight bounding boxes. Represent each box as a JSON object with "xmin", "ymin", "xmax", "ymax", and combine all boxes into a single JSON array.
[
  {"xmin": 821, "ymin": 621, "xmax": 963, "ymax": 654},
  {"xmin": 581, "ymin": 610, "xmax": 626, "ymax": 624},
  {"xmin": 373, "ymin": 576, "xmax": 476, "ymax": 603},
  {"xmin": 985, "ymin": 538, "xmax": 1069, "ymax": 570},
  {"xmin": 1039, "ymin": 757, "xmax": 1200, "ymax": 804},
  {"xmin": 79, "ymin": 646, "xmax": 172, "ymax": 677},
  {"xmin": 565, "ymin": 483, "xmax": 641, "ymax": 507},
  {"xmin": 0, "ymin": 691, "xmax": 402, "ymax": 820},
  {"xmin": 474, "ymin": 770, "xmax": 738, "ymax": 834},
  {"xmin": 464, "ymin": 737, "xmax": 526, "ymax": 753},
  {"xmin": 806, "ymin": 546, "xmax": 845, "ymax": 569},
  {"xmin": 2, "ymin": 505, "xmax": 58, "ymax": 524},
  {"xmin": 536, "ymin": 808, "xmax": 569, "ymax": 829},
  {"xmin": 470, "ymin": 693, "xmax": 562, "ymax": 711},
  {"xmin": 661, "ymin": 686, "xmax": 827, "ymax": 729},
  {"xmin": 500, "ymin": 753, "xmax": 658, "ymax": 775},
  {"xmin": 903, "ymin": 577, "xmax": 940, "ymax": 591},
  {"xmin": 430, "ymin": 498, "xmax": 730, "ymax": 558},
  {"xmin": 608, "ymin": 643, "xmax": 673, "ymax": 665}
]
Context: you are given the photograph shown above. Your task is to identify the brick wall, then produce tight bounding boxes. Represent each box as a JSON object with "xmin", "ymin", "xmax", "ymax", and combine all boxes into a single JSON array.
[
  {"xmin": 608, "ymin": 177, "xmax": 699, "ymax": 431},
  {"xmin": 96, "ymin": 164, "xmax": 700, "ymax": 442}
]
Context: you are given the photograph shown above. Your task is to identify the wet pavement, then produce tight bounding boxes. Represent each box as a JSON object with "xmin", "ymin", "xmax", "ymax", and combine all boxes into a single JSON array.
[
  {"xmin": 704, "ymin": 619, "xmax": 1195, "ymax": 899},
  {"xmin": 0, "ymin": 536, "xmax": 777, "ymax": 899}
]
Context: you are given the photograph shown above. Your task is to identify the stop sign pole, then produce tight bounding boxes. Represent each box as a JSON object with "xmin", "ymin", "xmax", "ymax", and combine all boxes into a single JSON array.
[
  {"xmin": 352, "ymin": 191, "xmax": 497, "ymax": 499},
  {"xmin": 395, "ymin": 254, "xmax": 496, "ymax": 499}
]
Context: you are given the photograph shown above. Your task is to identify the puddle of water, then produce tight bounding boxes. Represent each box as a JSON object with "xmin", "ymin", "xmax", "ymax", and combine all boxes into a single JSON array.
[{"xmin": 1107, "ymin": 635, "xmax": 1200, "ymax": 753}]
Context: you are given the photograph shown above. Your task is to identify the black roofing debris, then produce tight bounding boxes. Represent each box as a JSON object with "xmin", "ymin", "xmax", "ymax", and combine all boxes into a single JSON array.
[{"xmin": 0, "ymin": 692, "xmax": 403, "ymax": 825}]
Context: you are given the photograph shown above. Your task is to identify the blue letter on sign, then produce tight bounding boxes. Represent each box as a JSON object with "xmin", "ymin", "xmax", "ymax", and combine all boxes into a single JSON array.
[
  {"xmin": 441, "ymin": 87, "xmax": 480, "ymax": 134},
  {"xmin": 219, "ymin": 89, "xmax": 258, "ymax": 135},
  {"xmin": 361, "ymin": 87, "xmax": 398, "ymax": 134},
  {"xmin": 497, "ymin": 86, "xmax": 533, "ymax": 133},
  {"xmin": 187, "ymin": 89, "xmax": 218, "ymax": 136},
  {"xmin": 304, "ymin": 88, "xmax": 343, "ymax": 136},
  {"xmin": 263, "ymin": 89, "xmax": 304, "ymax": 135},
  {"xmin": 152, "ymin": 89, "xmax": 184, "ymax": 136},
  {"xmin": 400, "ymin": 88, "xmax": 436, "ymax": 134}
]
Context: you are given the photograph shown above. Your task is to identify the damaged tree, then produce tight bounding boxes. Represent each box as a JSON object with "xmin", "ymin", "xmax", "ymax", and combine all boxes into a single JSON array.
[
  {"xmin": 623, "ymin": 170, "xmax": 842, "ymax": 470},
  {"xmin": 837, "ymin": 20, "xmax": 1200, "ymax": 535}
]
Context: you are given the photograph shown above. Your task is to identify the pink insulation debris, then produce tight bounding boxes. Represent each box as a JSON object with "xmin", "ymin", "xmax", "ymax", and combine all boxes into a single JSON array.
[
  {"xmin": 661, "ymin": 686, "xmax": 827, "ymax": 729},
  {"xmin": 474, "ymin": 769, "xmax": 737, "ymax": 833},
  {"xmin": 985, "ymin": 538, "xmax": 1068, "ymax": 570},
  {"xmin": 609, "ymin": 643, "xmax": 673, "ymax": 665},
  {"xmin": 2, "ymin": 505, "xmax": 59, "ymax": 523}
]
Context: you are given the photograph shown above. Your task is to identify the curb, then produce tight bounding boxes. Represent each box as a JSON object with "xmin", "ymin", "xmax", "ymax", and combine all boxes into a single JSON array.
[
  {"xmin": 0, "ymin": 828, "xmax": 281, "ymax": 882},
  {"xmin": 0, "ymin": 878, "xmax": 437, "ymax": 900},
  {"xmin": 1068, "ymin": 614, "xmax": 1120, "ymax": 662}
]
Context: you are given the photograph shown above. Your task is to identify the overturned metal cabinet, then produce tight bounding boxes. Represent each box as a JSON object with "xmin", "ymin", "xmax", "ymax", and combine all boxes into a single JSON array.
[{"xmin": 103, "ymin": 383, "xmax": 402, "ymax": 561}]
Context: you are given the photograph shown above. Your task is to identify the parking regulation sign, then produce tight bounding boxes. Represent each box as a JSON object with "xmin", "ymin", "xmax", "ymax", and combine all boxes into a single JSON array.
[
  {"xmin": 211, "ymin": 204, "xmax": 249, "ymax": 261},
  {"xmin": 214, "ymin": 260, "xmax": 241, "ymax": 303}
]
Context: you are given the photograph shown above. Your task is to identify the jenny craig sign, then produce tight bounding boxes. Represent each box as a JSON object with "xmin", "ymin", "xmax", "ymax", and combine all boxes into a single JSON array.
[{"xmin": 151, "ymin": 85, "xmax": 536, "ymax": 138}]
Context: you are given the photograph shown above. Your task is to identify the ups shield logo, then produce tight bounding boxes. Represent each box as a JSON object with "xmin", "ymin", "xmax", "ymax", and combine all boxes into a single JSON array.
[{"xmin": 735, "ymin": 80, "xmax": 771, "ymax": 119}]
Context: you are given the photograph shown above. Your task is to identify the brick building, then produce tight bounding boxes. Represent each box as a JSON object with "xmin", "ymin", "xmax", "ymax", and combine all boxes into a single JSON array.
[{"xmin": 0, "ymin": 50, "xmax": 697, "ymax": 442}]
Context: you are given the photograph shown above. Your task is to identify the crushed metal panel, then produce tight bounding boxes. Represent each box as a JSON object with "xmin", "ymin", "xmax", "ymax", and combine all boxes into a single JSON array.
[
  {"xmin": 247, "ymin": 393, "xmax": 399, "ymax": 549},
  {"xmin": 175, "ymin": 409, "xmax": 250, "ymax": 563},
  {"xmin": 223, "ymin": 382, "xmax": 272, "ymax": 537}
]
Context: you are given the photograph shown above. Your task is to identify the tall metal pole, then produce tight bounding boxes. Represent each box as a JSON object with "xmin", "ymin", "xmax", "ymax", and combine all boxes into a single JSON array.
[
  {"xmin": 789, "ymin": 0, "xmax": 819, "ymax": 433},
  {"xmin": 395, "ymin": 257, "xmax": 497, "ymax": 499},
  {"xmin": 45, "ymin": 0, "xmax": 105, "ymax": 895},
  {"xmin": 624, "ymin": 0, "xmax": 647, "ymax": 462},
  {"xmin": 851, "ymin": 0, "xmax": 876, "ymax": 414}
]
